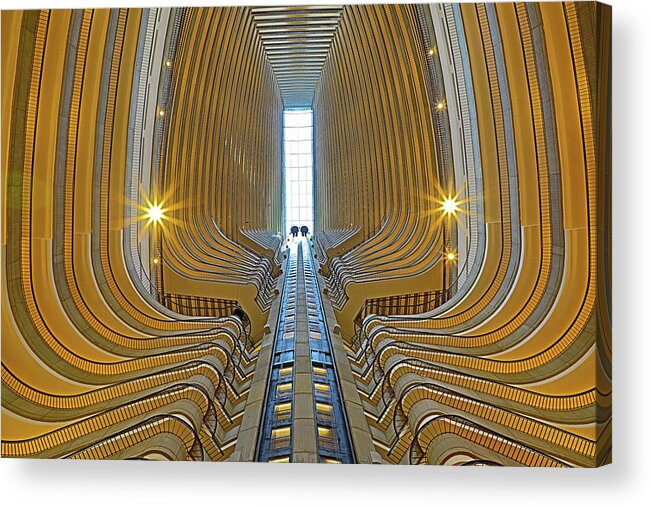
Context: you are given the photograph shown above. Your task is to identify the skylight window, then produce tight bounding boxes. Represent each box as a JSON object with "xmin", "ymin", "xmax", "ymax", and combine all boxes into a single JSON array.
[{"xmin": 284, "ymin": 109, "xmax": 314, "ymax": 235}]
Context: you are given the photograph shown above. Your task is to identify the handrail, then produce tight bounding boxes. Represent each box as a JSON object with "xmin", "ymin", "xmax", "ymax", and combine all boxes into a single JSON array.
[
  {"xmin": 133, "ymin": 251, "xmax": 254, "ymax": 349},
  {"xmin": 351, "ymin": 254, "xmax": 471, "ymax": 349}
]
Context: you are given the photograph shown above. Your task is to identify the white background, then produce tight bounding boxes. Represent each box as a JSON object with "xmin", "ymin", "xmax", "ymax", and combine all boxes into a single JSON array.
[{"xmin": 1, "ymin": 0, "xmax": 649, "ymax": 505}]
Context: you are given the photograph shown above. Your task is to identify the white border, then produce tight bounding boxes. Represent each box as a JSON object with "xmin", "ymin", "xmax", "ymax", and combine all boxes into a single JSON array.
[{"xmin": 2, "ymin": 0, "xmax": 649, "ymax": 505}]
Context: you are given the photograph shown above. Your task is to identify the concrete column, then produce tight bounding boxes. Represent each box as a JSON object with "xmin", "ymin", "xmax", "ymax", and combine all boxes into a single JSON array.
[
  {"xmin": 232, "ymin": 251, "xmax": 288, "ymax": 462},
  {"xmin": 291, "ymin": 243, "xmax": 319, "ymax": 462},
  {"xmin": 316, "ymin": 267, "xmax": 379, "ymax": 464}
]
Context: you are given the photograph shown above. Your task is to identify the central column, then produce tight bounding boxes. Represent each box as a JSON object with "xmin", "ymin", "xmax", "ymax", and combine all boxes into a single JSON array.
[
  {"xmin": 256, "ymin": 238, "xmax": 354, "ymax": 463},
  {"xmin": 291, "ymin": 242, "xmax": 319, "ymax": 462}
]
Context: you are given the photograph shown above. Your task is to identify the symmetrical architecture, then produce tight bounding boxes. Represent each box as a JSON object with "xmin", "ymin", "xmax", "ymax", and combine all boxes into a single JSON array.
[{"xmin": 1, "ymin": 2, "xmax": 611, "ymax": 466}]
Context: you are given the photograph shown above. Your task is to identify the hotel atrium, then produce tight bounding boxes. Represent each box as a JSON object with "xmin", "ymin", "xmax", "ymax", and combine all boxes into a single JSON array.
[{"xmin": 1, "ymin": 2, "xmax": 611, "ymax": 466}]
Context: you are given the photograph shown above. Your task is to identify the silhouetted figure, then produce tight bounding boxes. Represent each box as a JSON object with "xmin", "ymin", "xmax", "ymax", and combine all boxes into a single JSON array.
[
  {"xmin": 300, "ymin": 225, "xmax": 309, "ymax": 237},
  {"xmin": 232, "ymin": 305, "xmax": 245, "ymax": 321},
  {"xmin": 232, "ymin": 305, "xmax": 250, "ymax": 329},
  {"xmin": 290, "ymin": 225, "xmax": 299, "ymax": 238}
]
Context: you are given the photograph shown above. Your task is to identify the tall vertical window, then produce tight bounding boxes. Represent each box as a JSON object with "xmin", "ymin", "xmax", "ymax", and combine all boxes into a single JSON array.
[{"xmin": 284, "ymin": 109, "xmax": 314, "ymax": 235}]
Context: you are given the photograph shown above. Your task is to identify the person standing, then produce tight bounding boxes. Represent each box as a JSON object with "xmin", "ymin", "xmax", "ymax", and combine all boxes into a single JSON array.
[
  {"xmin": 290, "ymin": 225, "xmax": 299, "ymax": 238},
  {"xmin": 300, "ymin": 225, "xmax": 308, "ymax": 237}
]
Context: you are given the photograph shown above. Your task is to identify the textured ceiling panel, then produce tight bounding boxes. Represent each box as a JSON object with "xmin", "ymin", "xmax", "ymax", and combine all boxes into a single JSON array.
[{"xmin": 250, "ymin": 5, "xmax": 343, "ymax": 107}]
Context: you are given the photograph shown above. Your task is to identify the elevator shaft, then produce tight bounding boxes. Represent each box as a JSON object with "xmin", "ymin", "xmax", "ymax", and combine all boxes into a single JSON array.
[{"xmin": 257, "ymin": 238, "xmax": 353, "ymax": 463}]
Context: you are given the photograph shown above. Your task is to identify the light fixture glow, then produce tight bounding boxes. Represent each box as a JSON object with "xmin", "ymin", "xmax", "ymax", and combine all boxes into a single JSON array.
[
  {"xmin": 442, "ymin": 198, "xmax": 458, "ymax": 215},
  {"xmin": 158, "ymin": 109, "xmax": 166, "ymax": 117},
  {"xmin": 446, "ymin": 252, "xmax": 456, "ymax": 261},
  {"xmin": 165, "ymin": 60, "xmax": 172, "ymax": 67},
  {"xmin": 428, "ymin": 48, "xmax": 435, "ymax": 56},
  {"xmin": 146, "ymin": 203, "xmax": 165, "ymax": 224},
  {"xmin": 436, "ymin": 101, "xmax": 445, "ymax": 110},
  {"xmin": 153, "ymin": 257, "xmax": 159, "ymax": 264}
]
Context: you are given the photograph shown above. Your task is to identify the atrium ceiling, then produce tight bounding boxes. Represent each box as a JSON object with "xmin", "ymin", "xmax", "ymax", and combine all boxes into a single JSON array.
[{"xmin": 250, "ymin": 5, "xmax": 343, "ymax": 107}]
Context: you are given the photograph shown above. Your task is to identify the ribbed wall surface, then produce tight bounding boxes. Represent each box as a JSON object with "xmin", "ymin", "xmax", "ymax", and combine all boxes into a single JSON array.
[
  {"xmin": 313, "ymin": 4, "xmax": 445, "ymax": 331},
  {"xmin": 158, "ymin": 8, "xmax": 284, "ymax": 334},
  {"xmin": 336, "ymin": 2, "xmax": 611, "ymax": 467},
  {"xmin": 1, "ymin": 8, "xmax": 266, "ymax": 461}
]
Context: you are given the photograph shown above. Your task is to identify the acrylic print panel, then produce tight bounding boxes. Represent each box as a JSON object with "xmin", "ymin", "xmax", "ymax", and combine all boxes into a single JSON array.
[{"xmin": 1, "ymin": 2, "xmax": 611, "ymax": 466}]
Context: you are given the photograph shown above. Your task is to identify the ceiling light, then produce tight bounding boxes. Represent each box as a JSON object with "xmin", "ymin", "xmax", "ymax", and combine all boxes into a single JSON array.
[
  {"xmin": 442, "ymin": 198, "xmax": 458, "ymax": 215},
  {"xmin": 146, "ymin": 203, "xmax": 165, "ymax": 224}
]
